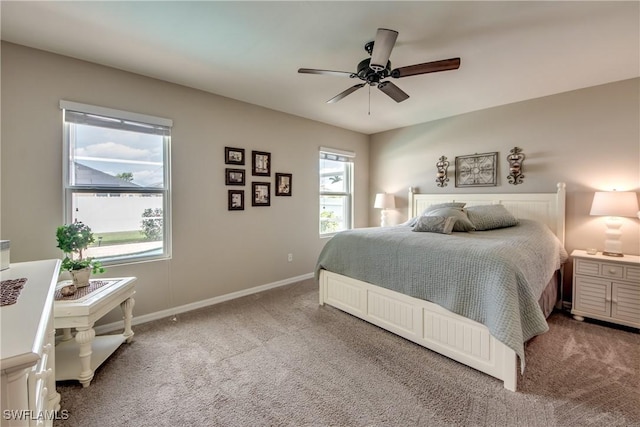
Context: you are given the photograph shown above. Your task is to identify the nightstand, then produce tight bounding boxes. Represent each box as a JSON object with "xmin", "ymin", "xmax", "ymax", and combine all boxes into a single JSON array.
[{"xmin": 571, "ymin": 249, "xmax": 640, "ymax": 328}]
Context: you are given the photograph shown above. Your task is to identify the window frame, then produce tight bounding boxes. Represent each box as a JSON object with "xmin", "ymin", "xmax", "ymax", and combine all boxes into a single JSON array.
[
  {"xmin": 60, "ymin": 100, "xmax": 172, "ymax": 266},
  {"xmin": 319, "ymin": 147, "xmax": 355, "ymax": 237}
]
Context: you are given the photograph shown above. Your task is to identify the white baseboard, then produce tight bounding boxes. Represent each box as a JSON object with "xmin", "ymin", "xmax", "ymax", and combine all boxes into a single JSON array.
[{"xmin": 94, "ymin": 272, "xmax": 314, "ymax": 335}]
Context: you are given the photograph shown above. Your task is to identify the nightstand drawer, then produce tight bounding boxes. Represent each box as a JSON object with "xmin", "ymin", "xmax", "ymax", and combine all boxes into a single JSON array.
[
  {"xmin": 626, "ymin": 266, "xmax": 640, "ymax": 282},
  {"xmin": 575, "ymin": 259, "xmax": 600, "ymax": 276},
  {"xmin": 601, "ymin": 263, "xmax": 624, "ymax": 279}
]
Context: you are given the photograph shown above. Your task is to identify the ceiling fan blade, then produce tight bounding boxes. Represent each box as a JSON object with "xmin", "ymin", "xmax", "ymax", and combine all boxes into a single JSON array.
[
  {"xmin": 391, "ymin": 58, "xmax": 461, "ymax": 78},
  {"xmin": 298, "ymin": 68, "xmax": 354, "ymax": 78},
  {"xmin": 378, "ymin": 81, "xmax": 409, "ymax": 103},
  {"xmin": 327, "ymin": 83, "xmax": 366, "ymax": 104},
  {"xmin": 370, "ymin": 28, "xmax": 398, "ymax": 72}
]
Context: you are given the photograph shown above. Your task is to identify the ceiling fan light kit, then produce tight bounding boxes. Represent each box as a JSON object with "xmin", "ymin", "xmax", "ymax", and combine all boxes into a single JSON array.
[
  {"xmin": 369, "ymin": 28, "xmax": 398, "ymax": 71},
  {"xmin": 299, "ymin": 28, "xmax": 460, "ymax": 105}
]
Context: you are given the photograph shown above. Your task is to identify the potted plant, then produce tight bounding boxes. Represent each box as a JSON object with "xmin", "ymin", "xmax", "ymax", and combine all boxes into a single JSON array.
[{"xmin": 56, "ymin": 221, "xmax": 105, "ymax": 287}]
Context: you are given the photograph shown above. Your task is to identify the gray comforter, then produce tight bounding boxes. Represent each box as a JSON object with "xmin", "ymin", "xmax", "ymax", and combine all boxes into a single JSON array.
[{"xmin": 315, "ymin": 219, "xmax": 568, "ymax": 369}]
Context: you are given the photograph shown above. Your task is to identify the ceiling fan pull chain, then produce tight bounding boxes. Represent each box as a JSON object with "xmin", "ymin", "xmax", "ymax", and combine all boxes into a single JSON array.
[{"xmin": 368, "ymin": 85, "xmax": 371, "ymax": 115}]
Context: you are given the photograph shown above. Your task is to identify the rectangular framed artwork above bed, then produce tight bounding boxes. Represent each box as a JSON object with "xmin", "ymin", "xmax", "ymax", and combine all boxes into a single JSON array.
[{"xmin": 317, "ymin": 183, "xmax": 567, "ymax": 391}]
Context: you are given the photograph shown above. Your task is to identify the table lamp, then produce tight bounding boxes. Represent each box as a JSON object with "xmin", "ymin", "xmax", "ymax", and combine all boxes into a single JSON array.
[
  {"xmin": 374, "ymin": 193, "xmax": 395, "ymax": 227},
  {"xmin": 589, "ymin": 190, "xmax": 639, "ymax": 257}
]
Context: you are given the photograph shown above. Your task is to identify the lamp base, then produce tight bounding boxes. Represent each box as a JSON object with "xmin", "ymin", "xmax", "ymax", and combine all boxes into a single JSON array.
[
  {"xmin": 380, "ymin": 210, "xmax": 388, "ymax": 227},
  {"xmin": 602, "ymin": 217, "xmax": 624, "ymax": 257},
  {"xmin": 602, "ymin": 251, "xmax": 624, "ymax": 257}
]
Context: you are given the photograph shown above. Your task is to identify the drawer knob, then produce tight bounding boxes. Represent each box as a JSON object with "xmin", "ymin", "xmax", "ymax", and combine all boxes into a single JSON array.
[{"xmin": 608, "ymin": 269, "xmax": 616, "ymax": 274}]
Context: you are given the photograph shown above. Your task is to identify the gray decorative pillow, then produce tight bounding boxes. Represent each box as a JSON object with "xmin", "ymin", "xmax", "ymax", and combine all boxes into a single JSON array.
[
  {"xmin": 412, "ymin": 216, "xmax": 456, "ymax": 234},
  {"xmin": 406, "ymin": 202, "xmax": 468, "ymax": 228},
  {"xmin": 420, "ymin": 202, "xmax": 466, "ymax": 216},
  {"xmin": 424, "ymin": 207, "xmax": 476, "ymax": 232},
  {"xmin": 465, "ymin": 204, "xmax": 519, "ymax": 230}
]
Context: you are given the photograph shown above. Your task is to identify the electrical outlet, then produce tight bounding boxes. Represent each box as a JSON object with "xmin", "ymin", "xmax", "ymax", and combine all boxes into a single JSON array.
[{"xmin": 287, "ymin": 253, "xmax": 293, "ymax": 262}]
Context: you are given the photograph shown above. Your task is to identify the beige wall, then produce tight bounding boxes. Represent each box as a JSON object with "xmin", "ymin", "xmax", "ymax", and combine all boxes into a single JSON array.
[
  {"xmin": 0, "ymin": 42, "xmax": 369, "ymax": 322},
  {"xmin": 369, "ymin": 78, "xmax": 640, "ymax": 297},
  {"xmin": 2, "ymin": 42, "xmax": 638, "ymax": 317}
]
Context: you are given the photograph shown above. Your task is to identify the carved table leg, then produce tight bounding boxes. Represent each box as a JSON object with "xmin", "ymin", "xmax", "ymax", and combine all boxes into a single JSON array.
[
  {"xmin": 121, "ymin": 297, "xmax": 135, "ymax": 343},
  {"xmin": 75, "ymin": 325, "xmax": 96, "ymax": 387}
]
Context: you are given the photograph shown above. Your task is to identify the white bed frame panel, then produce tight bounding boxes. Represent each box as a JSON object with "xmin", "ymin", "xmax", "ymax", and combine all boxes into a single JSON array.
[{"xmin": 319, "ymin": 183, "xmax": 566, "ymax": 391}]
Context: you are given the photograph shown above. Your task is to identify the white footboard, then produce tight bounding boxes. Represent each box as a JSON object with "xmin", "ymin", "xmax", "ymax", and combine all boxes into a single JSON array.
[{"xmin": 319, "ymin": 270, "xmax": 518, "ymax": 391}]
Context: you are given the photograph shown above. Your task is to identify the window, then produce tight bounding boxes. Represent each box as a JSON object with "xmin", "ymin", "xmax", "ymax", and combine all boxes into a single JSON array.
[
  {"xmin": 319, "ymin": 147, "xmax": 354, "ymax": 235},
  {"xmin": 61, "ymin": 101, "xmax": 172, "ymax": 265}
]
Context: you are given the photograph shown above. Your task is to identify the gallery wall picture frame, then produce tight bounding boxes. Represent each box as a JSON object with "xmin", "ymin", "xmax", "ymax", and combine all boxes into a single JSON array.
[
  {"xmin": 275, "ymin": 173, "xmax": 292, "ymax": 196},
  {"xmin": 225, "ymin": 147, "xmax": 245, "ymax": 165},
  {"xmin": 228, "ymin": 190, "xmax": 244, "ymax": 211},
  {"xmin": 455, "ymin": 152, "xmax": 498, "ymax": 187},
  {"xmin": 252, "ymin": 151, "xmax": 271, "ymax": 176},
  {"xmin": 225, "ymin": 168, "xmax": 245, "ymax": 186},
  {"xmin": 252, "ymin": 182, "xmax": 271, "ymax": 206}
]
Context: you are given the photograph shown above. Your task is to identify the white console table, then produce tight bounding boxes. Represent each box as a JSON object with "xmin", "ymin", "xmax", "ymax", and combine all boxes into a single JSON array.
[
  {"xmin": 1, "ymin": 259, "xmax": 61, "ymax": 427},
  {"xmin": 54, "ymin": 277, "xmax": 136, "ymax": 387}
]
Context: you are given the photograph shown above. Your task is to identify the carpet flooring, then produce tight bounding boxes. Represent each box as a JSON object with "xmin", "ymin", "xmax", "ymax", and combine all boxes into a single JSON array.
[{"xmin": 56, "ymin": 278, "xmax": 639, "ymax": 426}]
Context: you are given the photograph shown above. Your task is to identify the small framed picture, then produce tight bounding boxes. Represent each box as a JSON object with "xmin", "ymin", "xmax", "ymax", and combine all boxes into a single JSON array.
[
  {"xmin": 228, "ymin": 190, "xmax": 244, "ymax": 211},
  {"xmin": 455, "ymin": 152, "xmax": 498, "ymax": 187},
  {"xmin": 252, "ymin": 182, "xmax": 271, "ymax": 206},
  {"xmin": 275, "ymin": 173, "xmax": 292, "ymax": 196},
  {"xmin": 225, "ymin": 168, "xmax": 245, "ymax": 186},
  {"xmin": 225, "ymin": 147, "xmax": 245, "ymax": 165},
  {"xmin": 252, "ymin": 151, "xmax": 271, "ymax": 176}
]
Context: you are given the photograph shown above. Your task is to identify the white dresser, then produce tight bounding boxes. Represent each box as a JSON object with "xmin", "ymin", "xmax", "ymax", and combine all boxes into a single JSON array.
[
  {"xmin": 571, "ymin": 249, "xmax": 640, "ymax": 328},
  {"xmin": 1, "ymin": 260, "xmax": 62, "ymax": 426}
]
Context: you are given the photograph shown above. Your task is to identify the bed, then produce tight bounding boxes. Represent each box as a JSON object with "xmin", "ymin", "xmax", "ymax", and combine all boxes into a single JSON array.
[{"xmin": 316, "ymin": 183, "xmax": 567, "ymax": 391}]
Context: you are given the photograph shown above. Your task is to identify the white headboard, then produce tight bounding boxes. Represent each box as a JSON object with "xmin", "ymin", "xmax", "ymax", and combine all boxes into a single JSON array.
[{"xmin": 408, "ymin": 182, "xmax": 566, "ymax": 245}]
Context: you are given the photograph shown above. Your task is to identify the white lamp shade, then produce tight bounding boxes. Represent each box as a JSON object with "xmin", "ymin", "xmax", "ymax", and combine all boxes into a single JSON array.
[
  {"xmin": 590, "ymin": 191, "xmax": 639, "ymax": 217},
  {"xmin": 374, "ymin": 193, "xmax": 396, "ymax": 209}
]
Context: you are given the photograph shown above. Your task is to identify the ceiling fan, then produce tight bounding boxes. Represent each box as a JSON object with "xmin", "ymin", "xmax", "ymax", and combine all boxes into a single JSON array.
[{"xmin": 299, "ymin": 28, "xmax": 460, "ymax": 104}]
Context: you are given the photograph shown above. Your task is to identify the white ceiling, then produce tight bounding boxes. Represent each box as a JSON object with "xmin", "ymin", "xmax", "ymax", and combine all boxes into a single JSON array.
[{"xmin": 1, "ymin": 1, "xmax": 638, "ymax": 135}]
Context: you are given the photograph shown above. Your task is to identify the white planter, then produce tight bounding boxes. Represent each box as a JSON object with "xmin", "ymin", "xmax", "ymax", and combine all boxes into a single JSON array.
[{"xmin": 71, "ymin": 267, "xmax": 91, "ymax": 288}]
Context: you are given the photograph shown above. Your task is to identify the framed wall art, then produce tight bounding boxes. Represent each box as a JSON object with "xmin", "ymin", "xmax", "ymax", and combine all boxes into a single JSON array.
[
  {"xmin": 252, "ymin": 182, "xmax": 271, "ymax": 206},
  {"xmin": 455, "ymin": 152, "xmax": 498, "ymax": 187},
  {"xmin": 225, "ymin": 168, "xmax": 245, "ymax": 186},
  {"xmin": 225, "ymin": 147, "xmax": 245, "ymax": 165},
  {"xmin": 228, "ymin": 190, "xmax": 244, "ymax": 211},
  {"xmin": 252, "ymin": 151, "xmax": 271, "ymax": 176},
  {"xmin": 275, "ymin": 173, "xmax": 292, "ymax": 196}
]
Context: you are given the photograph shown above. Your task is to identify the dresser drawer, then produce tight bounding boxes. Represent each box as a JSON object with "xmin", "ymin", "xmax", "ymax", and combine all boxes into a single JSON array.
[
  {"xmin": 626, "ymin": 266, "xmax": 640, "ymax": 282},
  {"xmin": 575, "ymin": 259, "xmax": 600, "ymax": 276},
  {"xmin": 601, "ymin": 263, "xmax": 624, "ymax": 279}
]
